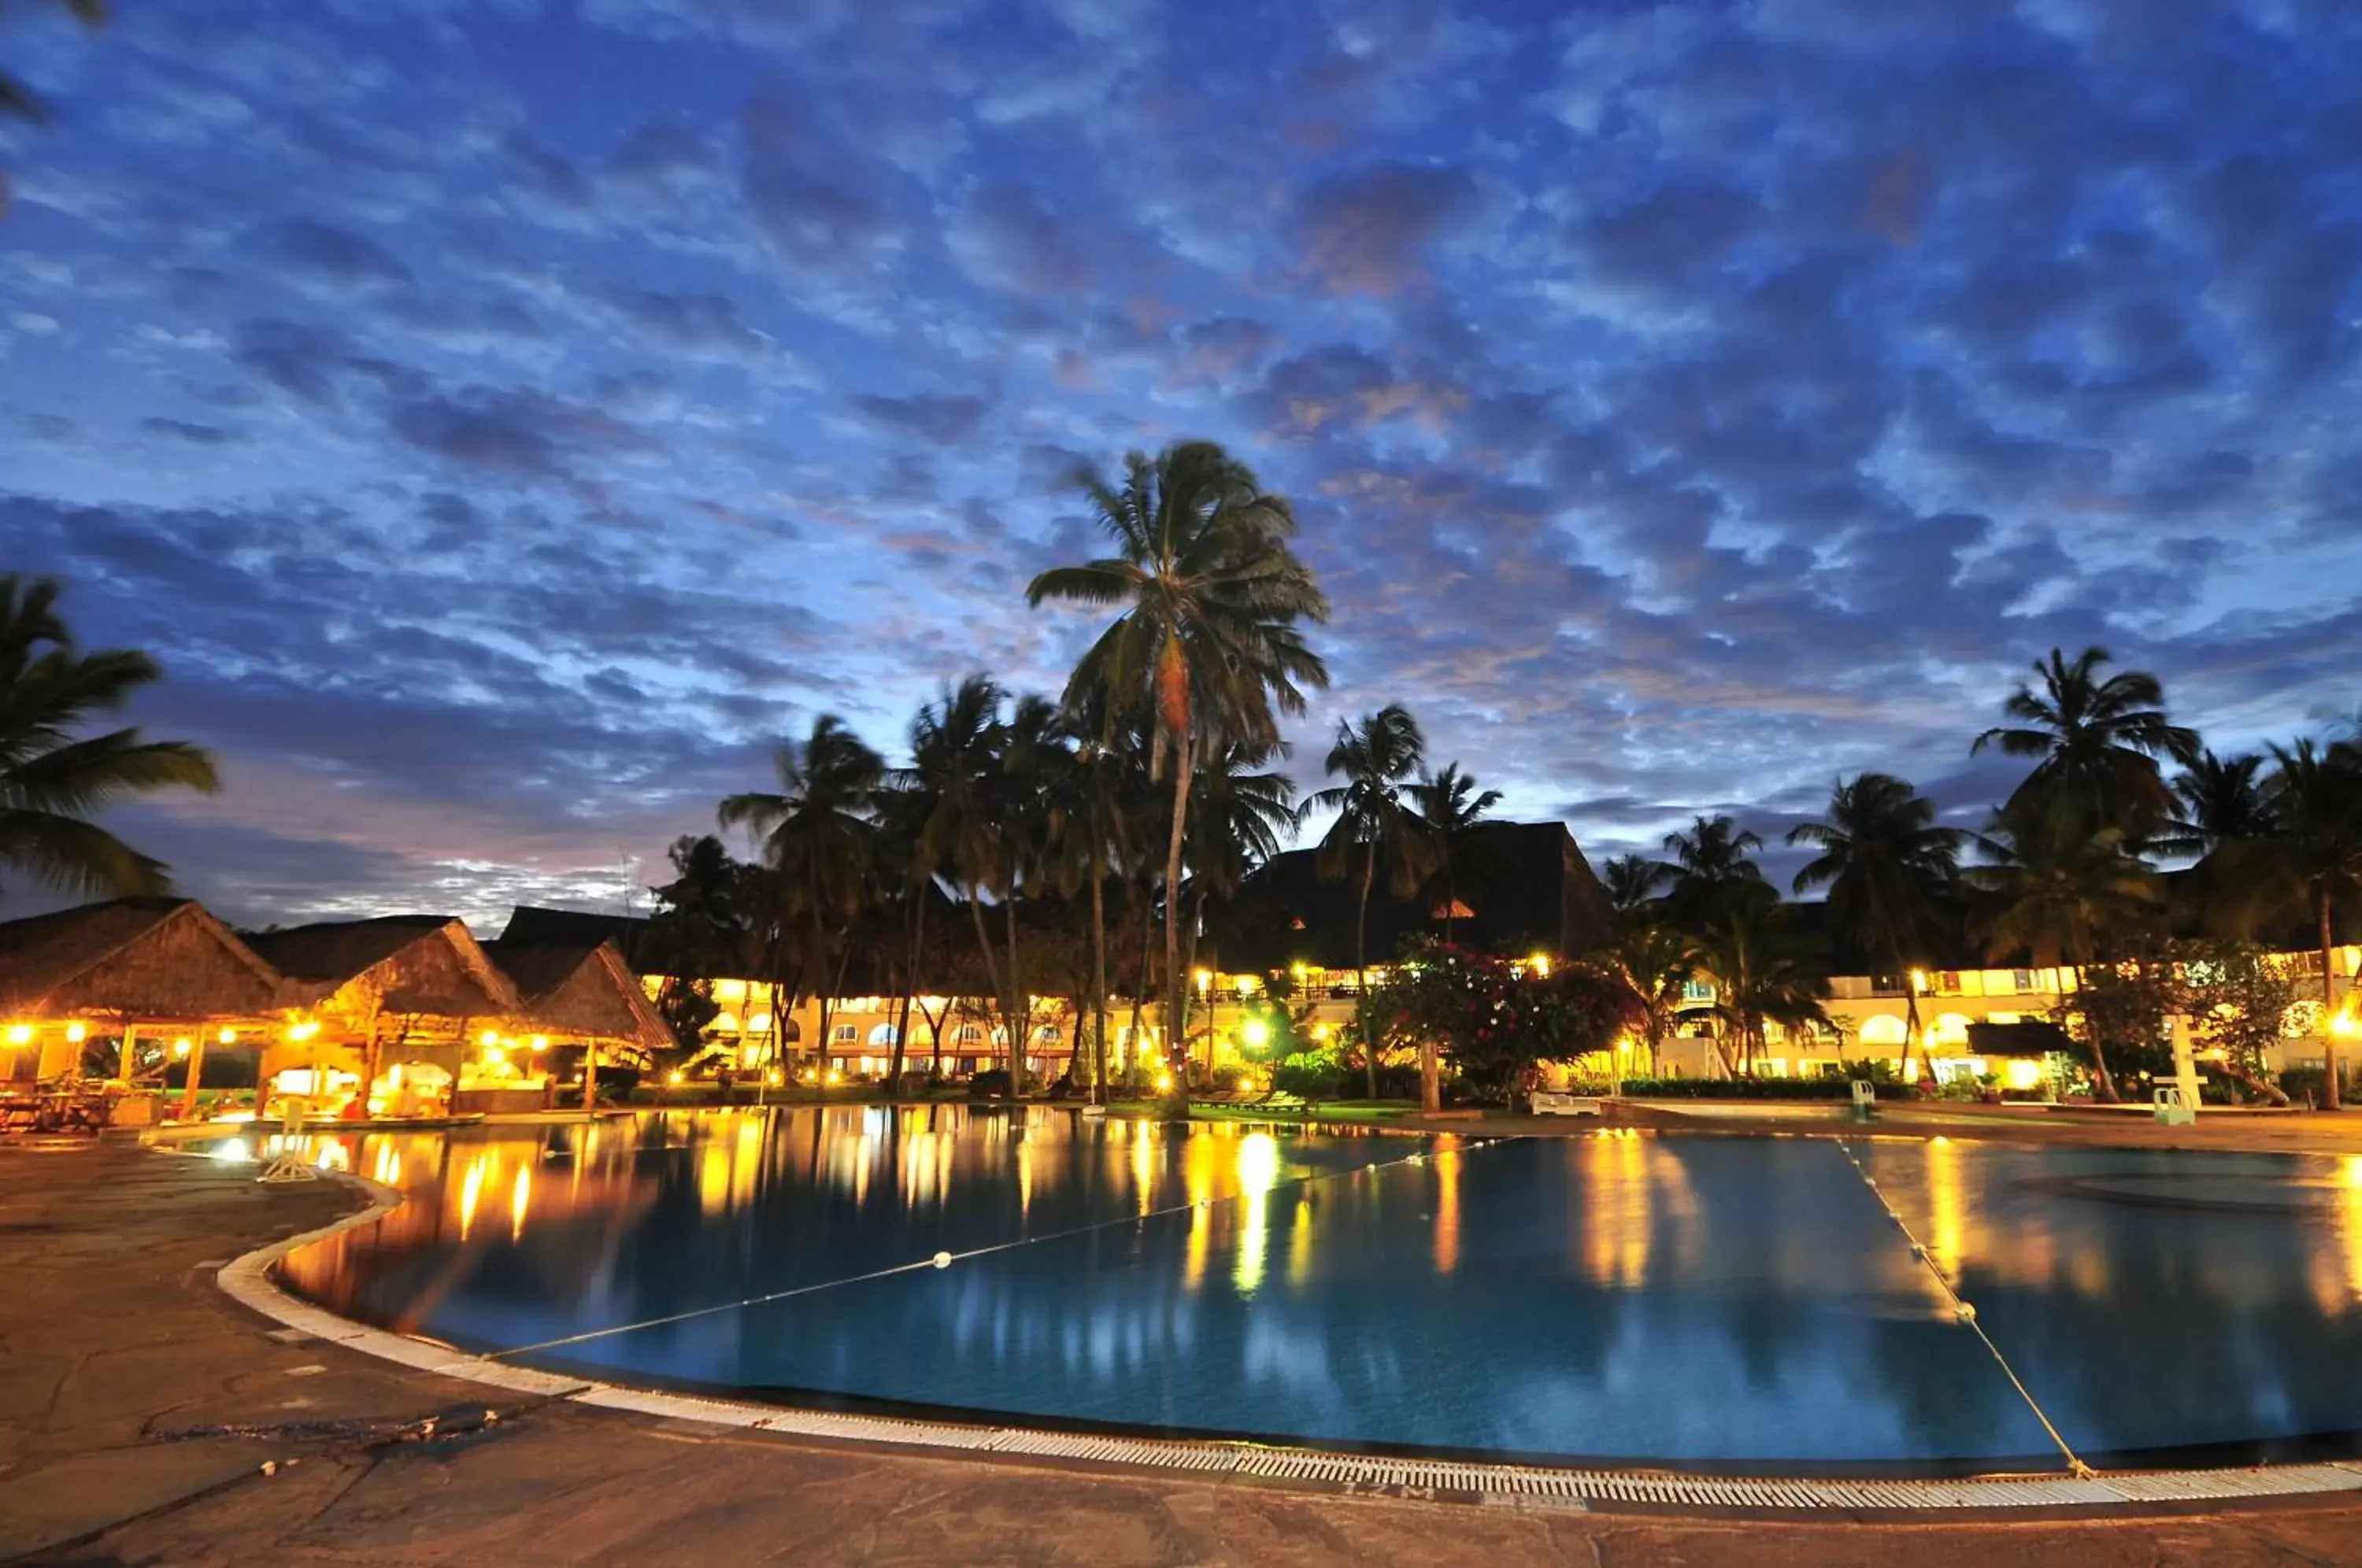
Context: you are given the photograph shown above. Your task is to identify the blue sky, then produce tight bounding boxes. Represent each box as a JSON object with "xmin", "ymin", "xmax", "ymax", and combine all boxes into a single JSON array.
[{"xmin": 2, "ymin": 0, "xmax": 2358, "ymax": 926}]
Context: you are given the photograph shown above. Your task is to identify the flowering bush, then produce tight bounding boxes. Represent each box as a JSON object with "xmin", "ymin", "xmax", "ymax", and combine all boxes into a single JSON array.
[{"xmin": 1368, "ymin": 938, "xmax": 1638, "ymax": 1103}]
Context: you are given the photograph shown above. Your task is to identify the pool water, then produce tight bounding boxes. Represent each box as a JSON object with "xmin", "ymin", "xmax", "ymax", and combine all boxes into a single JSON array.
[{"xmin": 271, "ymin": 1109, "xmax": 2362, "ymax": 1473}]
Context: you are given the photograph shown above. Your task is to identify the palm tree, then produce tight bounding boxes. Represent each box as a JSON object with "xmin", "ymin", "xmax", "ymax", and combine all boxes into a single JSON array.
[
  {"xmin": 1968, "ymin": 815, "xmax": 2162, "ymax": 1101},
  {"xmin": 718, "ymin": 713, "xmax": 885, "ymax": 1068},
  {"xmin": 2256, "ymin": 739, "xmax": 2362, "ymax": 1108},
  {"xmin": 1787, "ymin": 774, "xmax": 1964, "ymax": 1083},
  {"xmin": 1659, "ymin": 814, "xmax": 1764, "ymax": 931},
  {"xmin": 1594, "ymin": 923, "xmax": 1702, "ymax": 1074},
  {"xmin": 1696, "ymin": 883, "xmax": 1827, "ymax": 1078},
  {"xmin": 1027, "ymin": 442, "xmax": 1330, "ymax": 1098},
  {"xmin": 1411, "ymin": 760, "xmax": 1501, "ymax": 943},
  {"xmin": 987, "ymin": 693, "xmax": 1064, "ymax": 1093},
  {"xmin": 0, "ymin": 575, "xmax": 220, "ymax": 897},
  {"xmin": 1971, "ymin": 645, "xmax": 2198, "ymax": 846},
  {"xmin": 1040, "ymin": 691, "xmax": 1136, "ymax": 1102},
  {"xmin": 898, "ymin": 676, "xmax": 1013, "ymax": 1082},
  {"xmin": 1308, "ymin": 704, "xmax": 1436, "ymax": 1104},
  {"xmin": 1601, "ymin": 853, "xmax": 1669, "ymax": 918},
  {"xmin": 2160, "ymin": 750, "xmax": 2273, "ymax": 860}
]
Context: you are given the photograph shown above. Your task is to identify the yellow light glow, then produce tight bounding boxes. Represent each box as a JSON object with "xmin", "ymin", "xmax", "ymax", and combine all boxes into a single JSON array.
[
  {"xmin": 4, "ymin": 1023, "xmax": 31, "ymax": 1046},
  {"xmin": 65, "ymin": 1022, "xmax": 87, "ymax": 1044},
  {"xmin": 2004, "ymin": 1058, "xmax": 2044, "ymax": 1091},
  {"xmin": 1312, "ymin": 1023, "xmax": 1331, "ymax": 1041},
  {"xmin": 1235, "ymin": 974, "xmax": 1257, "ymax": 997},
  {"xmin": 1909, "ymin": 969, "xmax": 1929, "ymax": 993},
  {"xmin": 479, "ymin": 1030, "xmax": 499, "ymax": 1048},
  {"xmin": 2334, "ymin": 1011, "xmax": 2360, "ymax": 1039},
  {"xmin": 713, "ymin": 1011, "xmax": 742, "ymax": 1034},
  {"xmin": 826, "ymin": 1067, "xmax": 842, "ymax": 1084},
  {"xmin": 1155, "ymin": 1071, "xmax": 1174, "ymax": 1093},
  {"xmin": 1291, "ymin": 961, "xmax": 1308, "ymax": 978},
  {"xmin": 1242, "ymin": 1019, "xmax": 1271, "ymax": 1049},
  {"xmin": 766, "ymin": 1069, "xmax": 783, "ymax": 1086},
  {"xmin": 529, "ymin": 1034, "xmax": 549, "ymax": 1051},
  {"xmin": 286, "ymin": 1021, "xmax": 315, "ymax": 1041},
  {"xmin": 219, "ymin": 1026, "xmax": 240, "ymax": 1045},
  {"xmin": 172, "ymin": 1037, "xmax": 192, "ymax": 1056},
  {"xmin": 1193, "ymin": 968, "xmax": 1212, "ymax": 991},
  {"xmin": 1528, "ymin": 952, "xmax": 1552, "ymax": 978},
  {"xmin": 667, "ymin": 1068, "xmax": 685, "ymax": 1085},
  {"xmin": 483, "ymin": 1046, "xmax": 507, "ymax": 1068}
]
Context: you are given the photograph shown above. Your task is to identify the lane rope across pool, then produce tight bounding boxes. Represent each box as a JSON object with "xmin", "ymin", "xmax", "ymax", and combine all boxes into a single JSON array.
[
  {"xmin": 1835, "ymin": 1138, "xmax": 2091, "ymax": 1477},
  {"xmin": 482, "ymin": 1133, "xmax": 1516, "ymax": 1363}
]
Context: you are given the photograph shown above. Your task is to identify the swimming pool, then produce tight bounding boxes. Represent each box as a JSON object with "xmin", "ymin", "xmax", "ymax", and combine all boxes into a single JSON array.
[{"xmin": 272, "ymin": 1108, "xmax": 2362, "ymax": 1474}]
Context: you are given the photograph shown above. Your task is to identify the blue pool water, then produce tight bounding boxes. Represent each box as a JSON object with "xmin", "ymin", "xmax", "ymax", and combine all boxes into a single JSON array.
[{"xmin": 273, "ymin": 1108, "xmax": 2362, "ymax": 1472}]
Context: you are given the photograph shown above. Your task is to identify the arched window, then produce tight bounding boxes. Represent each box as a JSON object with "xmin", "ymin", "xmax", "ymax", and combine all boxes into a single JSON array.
[
  {"xmin": 1931, "ymin": 1013, "xmax": 1972, "ymax": 1047},
  {"xmin": 954, "ymin": 1024, "xmax": 983, "ymax": 1044},
  {"xmin": 1035, "ymin": 1024, "xmax": 1062, "ymax": 1045},
  {"xmin": 1860, "ymin": 1015, "xmax": 1908, "ymax": 1047},
  {"xmin": 868, "ymin": 1023, "xmax": 899, "ymax": 1045}
]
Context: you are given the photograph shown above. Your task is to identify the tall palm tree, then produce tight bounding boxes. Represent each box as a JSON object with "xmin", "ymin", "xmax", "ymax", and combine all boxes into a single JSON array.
[
  {"xmin": 1787, "ymin": 773, "xmax": 1964, "ymax": 1083},
  {"xmin": 1968, "ymin": 815, "xmax": 2162, "ymax": 1102},
  {"xmin": 1308, "ymin": 704, "xmax": 1436, "ymax": 1104},
  {"xmin": 1971, "ymin": 645, "xmax": 2198, "ymax": 846},
  {"xmin": 1410, "ymin": 760, "xmax": 1501, "ymax": 944},
  {"xmin": 1040, "ymin": 690, "xmax": 1137, "ymax": 1102},
  {"xmin": 718, "ymin": 713, "xmax": 884, "ymax": 1067},
  {"xmin": 1594, "ymin": 923, "xmax": 1702, "ymax": 1075},
  {"xmin": 987, "ymin": 693, "xmax": 1064, "ymax": 1093},
  {"xmin": 0, "ymin": 575, "xmax": 220, "ymax": 897},
  {"xmin": 898, "ymin": 675, "xmax": 1013, "ymax": 1082},
  {"xmin": 2256, "ymin": 739, "xmax": 2362, "ymax": 1108},
  {"xmin": 1600, "ymin": 853, "xmax": 1669, "ymax": 918},
  {"xmin": 1027, "ymin": 442, "xmax": 1330, "ymax": 1097},
  {"xmin": 1696, "ymin": 882, "xmax": 1827, "ymax": 1078}
]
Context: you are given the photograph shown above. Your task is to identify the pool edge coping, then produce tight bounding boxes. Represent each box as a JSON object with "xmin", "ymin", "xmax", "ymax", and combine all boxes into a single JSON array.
[{"xmin": 205, "ymin": 1161, "xmax": 2362, "ymax": 1521}]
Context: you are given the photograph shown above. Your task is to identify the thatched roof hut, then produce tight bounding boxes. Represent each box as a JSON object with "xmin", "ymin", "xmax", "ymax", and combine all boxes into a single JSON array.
[
  {"xmin": 0, "ymin": 899, "xmax": 282, "ymax": 1021},
  {"xmin": 247, "ymin": 915, "xmax": 524, "ymax": 1037},
  {"xmin": 490, "ymin": 938, "xmax": 671, "ymax": 1052}
]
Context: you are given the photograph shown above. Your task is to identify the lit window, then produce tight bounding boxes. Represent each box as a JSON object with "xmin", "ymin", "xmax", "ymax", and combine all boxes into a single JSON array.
[
  {"xmin": 2012, "ymin": 969, "xmax": 2036, "ymax": 994},
  {"xmin": 955, "ymin": 1024, "xmax": 983, "ymax": 1044},
  {"xmin": 868, "ymin": 1023, "xmax": 899, "ymax": 1045},
  {"xmin": 830, "ymin": 1023, "xmax": 857, "ymax": 1044},
  {"xmin": 1860, "ymin": 1016, "xmax": 1908, "ymax": 1047}
]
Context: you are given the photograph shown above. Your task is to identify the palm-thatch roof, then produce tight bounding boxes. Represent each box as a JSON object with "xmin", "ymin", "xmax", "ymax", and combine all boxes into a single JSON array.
[
  {"xmin": 0, "ymin": 899, "xmax": 282, "ymax": 1019},
  {"xmin": 489, "ymin": 937, "xmax": 670, "ymax": 1052},
  {"xmin": 1207, "ymin": 821, "xmax": 1616, "ymax": 972},
  {"xmin": 247, "ymin": 915, "xmax": 524, "ymax": 1022}
]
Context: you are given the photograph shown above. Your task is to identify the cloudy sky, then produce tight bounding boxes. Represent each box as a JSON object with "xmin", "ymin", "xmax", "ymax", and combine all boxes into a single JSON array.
[{"xmin": 2, "ymin": 0, "xmax": 2358, "ymax": 927}]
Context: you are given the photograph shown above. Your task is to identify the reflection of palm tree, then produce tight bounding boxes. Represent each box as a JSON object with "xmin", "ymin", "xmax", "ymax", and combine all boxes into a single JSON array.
[
  {"xmin": 1788, "ymin": 773, "xmax": 1964, "ymax": 1085},
  {"xmin": 1972, "ymin": 645, "xmax": 2197, "ymax": 846},
  {"xmin": 0, "ymin": 574, "xmax": 220, "ymax": 897},
  {"xmin": 1028, "ymin": 442, "xmax": 1330, "ymax": 1100},
  {"xmin": 1411, "ymin": 760, "xmax": 1501, "ymax": 944}
]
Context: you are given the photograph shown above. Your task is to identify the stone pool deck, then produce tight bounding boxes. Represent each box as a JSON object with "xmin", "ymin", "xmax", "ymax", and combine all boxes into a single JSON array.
[{"xmin": 12, "ymin": 1141, "xmax": 2362, "ymax": 1566}]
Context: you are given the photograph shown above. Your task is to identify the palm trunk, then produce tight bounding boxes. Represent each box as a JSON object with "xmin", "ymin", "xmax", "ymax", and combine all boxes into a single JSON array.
[
  {"xmin": 1004, "ymin": 894, "xmax": 1027, "ymax": 1096},
  {"xmin": 2321, "ymin": 887, "xmax": 2342, "ymax": 1111},
  {"xmin": 890, "ymin": 890, "xmax": 925, "ymax": 1093},
  {"xmin": 1903, "ymin": 981, "xmax": 1927, "ymax": 1089},
  {"xmin": 1161, "ymin": 729, "xmax": 1192, "ymax": 1104},
  {"xmin": 2073, "ymin": 961, "xmax": 2120, "ymax": 1103},
  {"xmin": 966, "ymin": 892, "xmax": 1007, "ymax": 1081},
  {"xmin": 1357, "ymin": 841, "xmax": 1377, "ymax": 1100},
  {"xmin": 1090, "ymin": 855, "xmax": 1109, "ymax": 1105}
]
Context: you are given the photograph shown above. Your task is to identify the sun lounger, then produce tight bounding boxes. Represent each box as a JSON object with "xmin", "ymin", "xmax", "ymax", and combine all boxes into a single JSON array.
[{"xmin": 1529, "ymin": 1090, "xmax": 1603, "ymax": 1117}]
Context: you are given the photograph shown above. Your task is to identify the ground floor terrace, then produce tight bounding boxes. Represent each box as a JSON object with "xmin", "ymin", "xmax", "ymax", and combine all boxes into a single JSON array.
[
  {"xmin": 673, "ymin": 939, "xmax": 2362, "ymax": 1096},
  {"xmin": 17, "ymin": 1126, "xmax": 2362, "ymax": 1565}
]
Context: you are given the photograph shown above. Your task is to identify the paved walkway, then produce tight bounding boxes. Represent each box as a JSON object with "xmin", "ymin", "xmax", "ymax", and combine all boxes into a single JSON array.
[{"xmin": 10, "ymin": 1145, "xmax": 2362, "ymax": 1566}]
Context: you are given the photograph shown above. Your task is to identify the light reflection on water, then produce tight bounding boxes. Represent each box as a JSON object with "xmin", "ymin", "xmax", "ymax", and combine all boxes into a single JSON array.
[{"xmin": 265, "ymin": 1111, "xmax": 2362, "ymax": 1470}]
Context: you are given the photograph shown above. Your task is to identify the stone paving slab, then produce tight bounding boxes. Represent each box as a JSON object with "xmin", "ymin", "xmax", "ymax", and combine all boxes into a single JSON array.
[{"xmin": 10, "ymin": 1145, "xmax": 2362, "ymax": 1565}]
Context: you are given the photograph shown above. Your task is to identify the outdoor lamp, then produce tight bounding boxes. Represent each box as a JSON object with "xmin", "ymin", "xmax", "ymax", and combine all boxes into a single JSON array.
[
  {"xmin": 5, "ymin": 1024, "xmax": 31, "ymax": 1046},
  {"xmin": 1242, "ymin": 1019, "xmax": 1271, "ymax": 1049},
  {"xmin": 172, "ymin": 1037, "xmax": 192, "ymax": 1057},
  {"xmin": 220, "ymin": 1026, "xmax": 239, "ymax": 1044},
  {"xmin": 65, "ymin": 1022, "xmax": 87, "ymax": 1043}
]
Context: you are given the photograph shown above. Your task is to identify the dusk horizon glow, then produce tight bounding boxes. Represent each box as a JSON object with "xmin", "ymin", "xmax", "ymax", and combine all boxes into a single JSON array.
[{"xmin": 4, "ymin": 0, "xmax": 2358, "ymax": 927}]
